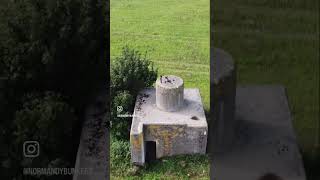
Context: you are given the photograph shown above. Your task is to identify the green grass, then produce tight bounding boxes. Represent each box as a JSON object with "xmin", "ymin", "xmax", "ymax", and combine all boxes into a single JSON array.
[
  {"xmin": 213, "ymin": 0, "xmax": 319, "ymax": 178},
  {"xmin": 111, "ymin": 0, "xmax": 210, "ymax": 179},
  {"xmin": 111, "ymin": 137, "xmax": 210, "ymax": 180},
  {"xmin": 111, "ymin": 0, "xmax": 210, "ymax": 110}
]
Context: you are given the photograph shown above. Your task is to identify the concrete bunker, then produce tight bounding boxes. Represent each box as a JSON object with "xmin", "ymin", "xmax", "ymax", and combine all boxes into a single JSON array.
[{"xmin": 130, "ymin": 75, "xmax": 208, "ymax": 166}]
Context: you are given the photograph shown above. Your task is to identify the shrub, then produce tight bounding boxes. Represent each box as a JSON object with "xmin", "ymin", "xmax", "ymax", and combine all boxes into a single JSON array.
[
  {"xmin": 110, "ymin": 47, "xmax": 157, "ymax": 140},
  {"xmin": 111, "ymin": 90, "xmax": 134, "ymax": 140},
  {"xmin": 14, "ymin": 92, "xmax": 77, "ymax": 166},
  {"xmin": 111, "ymin": 46, "xmax": 158, "ymax": 96}
]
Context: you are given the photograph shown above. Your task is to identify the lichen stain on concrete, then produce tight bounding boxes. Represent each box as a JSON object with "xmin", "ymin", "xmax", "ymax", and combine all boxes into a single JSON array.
[
  {"xmin": 147, "ymin": 125, "xmax": 186, "ymax": 156},
  {"xmin": 130, "ymin": 134, "xmax": 143, "ymax": 152}
]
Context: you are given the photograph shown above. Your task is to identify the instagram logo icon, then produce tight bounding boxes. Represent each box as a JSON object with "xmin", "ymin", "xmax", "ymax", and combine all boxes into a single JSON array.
[{"xmin": 23, "ymin": 141, "xmax": 40, "ymax": 158}]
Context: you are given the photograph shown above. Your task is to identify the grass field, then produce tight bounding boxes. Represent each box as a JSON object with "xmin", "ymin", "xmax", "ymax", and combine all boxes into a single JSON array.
[
  {"xmin": 111, "ymin": 0, "xmax": 210, "ymax": 179},
  {"xmin": 111, "ymin": 0, "xmax": 319, "ymax": 179},
  {"xmin": 110, "ymin": 137, "xmax": 210, "ymax": 179},
  {"xmin": 111, "ymin": 0, "xmax": 210, "ymax": 110}
]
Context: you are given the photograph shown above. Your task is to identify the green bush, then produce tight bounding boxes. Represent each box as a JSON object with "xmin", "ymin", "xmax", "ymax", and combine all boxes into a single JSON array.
[
  {"xmin": 111, "ymin": 90, "xmax": 134, "ymax": 140},
  {"xmin": 0, "ymin": 92, "xmax": 76, "ymax": 180},
  {"xmin": 110, "ymin": 47, "xmax": 157, "ymax": 140},
  {"xmin": 111, "ymin": 47, "xmax": 157, "ymax": 96}
]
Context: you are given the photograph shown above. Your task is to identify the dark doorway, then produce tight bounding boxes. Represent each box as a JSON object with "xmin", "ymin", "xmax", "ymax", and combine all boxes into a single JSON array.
[{"xmin": 145, "ymin": 141, "xmax": 156, "ymax": 163}]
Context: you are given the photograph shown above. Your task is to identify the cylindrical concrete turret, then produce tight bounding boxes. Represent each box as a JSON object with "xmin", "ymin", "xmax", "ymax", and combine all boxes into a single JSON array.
[
  {"xmin": 210, "ymin": 48, "xmax": 237, "ymax": 153},
  {"xmin": 156, "ymin": 75, "xmax": 184, "ymax": 112}
]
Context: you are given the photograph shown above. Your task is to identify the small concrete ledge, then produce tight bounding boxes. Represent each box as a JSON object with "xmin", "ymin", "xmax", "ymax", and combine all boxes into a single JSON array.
[{"xmin": 212, "ymin": 85, "xmax": 306, "ymax": 180}]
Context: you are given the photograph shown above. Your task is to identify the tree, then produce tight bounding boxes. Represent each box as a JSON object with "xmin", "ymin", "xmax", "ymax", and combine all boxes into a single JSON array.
[
  {"xmin": 0, "ymin": 0, "xmax": 108, "ymax": 113},
  {"xmin": 0, "ymin": 0, "xmax": 108, "ymax": 179}
]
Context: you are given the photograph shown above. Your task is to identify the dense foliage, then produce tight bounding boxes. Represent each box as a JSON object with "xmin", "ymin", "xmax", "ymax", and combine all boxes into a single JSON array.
[
  {"xmin": 111, "ymin": 90, "xmax": 134, "ymax": 139},
  {"xmin": 0, "ymin": 0, "xmax": 108, "ymax": 179},
  {"xmin": 110, "ymin": 47, "xmax": 157, "ymax": 140},
  {"xmin": 14, "ymin": 92, "xmax": 77, "ymax": 160},
  {"xmin": 110, "ymin": 139, "xmax": 131, "ymax": 170},
  {"xmin": 111, "ymin": 47, "xmax": 157, "ymax": 95},
  {"xmin": 1, "ymin": 0, "xmax": 107, "ymax": 110},
  {"xmin": 12, "ymin": 92, "xmax": 76, "ymax": 180}
]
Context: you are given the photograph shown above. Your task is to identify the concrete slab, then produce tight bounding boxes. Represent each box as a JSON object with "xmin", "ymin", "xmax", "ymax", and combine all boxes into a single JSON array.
[
  {"xmin": 211, "ymin": 85, "xmax": 306, "ymax": 180},
  {"xmin": 73, "ymin": 92, "xmax": 109, "ymax": 180},
  {"xmin": 130, "ymin": 88, "xmax": 208, "ymax": 165}
]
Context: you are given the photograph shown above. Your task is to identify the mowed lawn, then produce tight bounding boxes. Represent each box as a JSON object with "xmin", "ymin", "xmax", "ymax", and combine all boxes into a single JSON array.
[
  {"xmin": 111, "ymin": 0, "xmax": 210, "ymax": 179},
  {"xmin": 213, "ymin": 0, "xmax": 319, "ymax": 177},
  {"xmin": 111, "ymin": 0, "xmax": 210, "ymax": 110}
]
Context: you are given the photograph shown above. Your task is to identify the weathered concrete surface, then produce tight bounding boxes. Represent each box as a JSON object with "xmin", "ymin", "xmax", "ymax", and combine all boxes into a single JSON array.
[
  {"xmin": 130, "ymin": 88, "xmax": 208, "ymax": 166},
  {"xmin": 156, "ymin": 75, "xmax": 184, "ymax": 112},
  {"xmin": 210, "ymin": 48, "xmax": 237, "ymax": 153},
  {"xmin": 73, "ymin": 92, "xmax": 109, "ymax": 180},
  {"xmin": 211, "ymin": 85, "xmax": 306, "ymax": 180}
]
